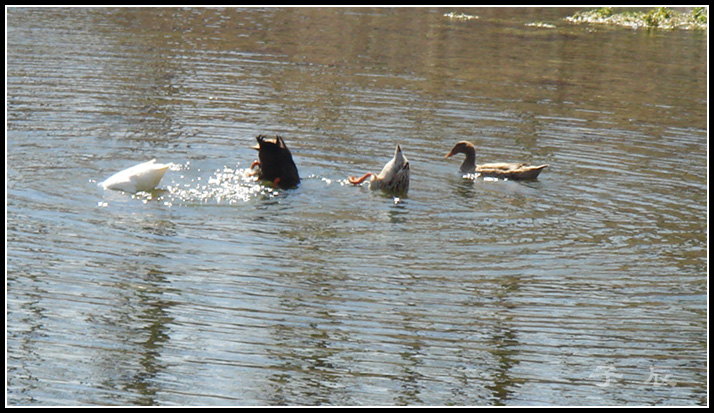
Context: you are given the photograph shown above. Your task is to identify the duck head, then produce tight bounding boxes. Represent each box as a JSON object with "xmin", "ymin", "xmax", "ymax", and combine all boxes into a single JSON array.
[{"xmin": 445, "ymin": 141, "xmax": 477, "ymax": 174}]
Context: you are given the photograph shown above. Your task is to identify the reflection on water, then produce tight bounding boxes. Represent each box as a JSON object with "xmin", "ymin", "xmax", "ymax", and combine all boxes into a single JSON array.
[{"xmin": 7, "ymin": 7, "xmax": 707, "ymax": 406}]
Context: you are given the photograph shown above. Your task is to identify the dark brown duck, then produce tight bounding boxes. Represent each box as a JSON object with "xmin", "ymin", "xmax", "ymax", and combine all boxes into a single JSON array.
[{"xmin": 251, "ymin": 134, "xmax": 300, "ymax": 189}]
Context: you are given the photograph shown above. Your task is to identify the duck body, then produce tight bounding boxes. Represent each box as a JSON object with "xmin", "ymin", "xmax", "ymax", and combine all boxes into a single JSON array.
[
  {"xmin": 446, "ymin": 141, "xmax": 548, "ymax": 180},
  {"xmin": 348, "ymin": 144, "xmax": 410, "ymax": 195},
  {"xmin": 476, "ymin": 163, "xmax": 548, "ymax": 180},
  {"xmin": 252, "ymin": 134, "xmax": 300, "ymax": 189},
  {"xmin": 99, "ymin": 159, "xmax": 171, "ymax": 193}
]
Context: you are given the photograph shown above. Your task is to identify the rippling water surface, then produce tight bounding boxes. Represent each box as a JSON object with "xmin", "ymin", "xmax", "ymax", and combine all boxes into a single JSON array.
[{"xmin": 7, "ymin": 7, "xmax": 708, "ymax": 406}]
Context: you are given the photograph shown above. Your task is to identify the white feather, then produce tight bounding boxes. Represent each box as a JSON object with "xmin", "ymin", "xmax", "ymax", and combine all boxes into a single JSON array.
[{"xmin": 99, "ymin": 159, "xmax": 170, "ymax": 193}]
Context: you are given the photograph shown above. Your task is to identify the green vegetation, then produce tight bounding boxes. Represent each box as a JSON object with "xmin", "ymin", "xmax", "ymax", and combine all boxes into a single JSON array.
[{"xmin": 566, "ymin": 7, "xmax": 707, "ymax": 30}]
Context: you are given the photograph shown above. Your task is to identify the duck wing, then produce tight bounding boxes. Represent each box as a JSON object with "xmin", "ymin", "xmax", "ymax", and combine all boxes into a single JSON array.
[{"xmin": 477, "ymin": 163, "xmax": 548, "ymax": 180}]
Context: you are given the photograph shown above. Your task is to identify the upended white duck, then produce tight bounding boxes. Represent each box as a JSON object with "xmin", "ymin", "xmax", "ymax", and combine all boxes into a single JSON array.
[
  {"xmin": 348, "ymin": 144, "xmax": 410, "ymax": 195},
  {"xmin": 99, "ymin": 159, "xmax": 171, "ymax": 193}
]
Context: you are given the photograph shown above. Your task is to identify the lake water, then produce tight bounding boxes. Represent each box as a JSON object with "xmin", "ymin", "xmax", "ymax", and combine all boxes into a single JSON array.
[{"xmin": 6, "ymin": 7, "xmax": 708, "ymax": 406}]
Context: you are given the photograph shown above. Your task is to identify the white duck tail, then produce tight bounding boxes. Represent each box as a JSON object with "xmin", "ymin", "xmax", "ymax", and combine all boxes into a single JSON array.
[
  {"xmin": 99, "ymin": 159, "xmax": 171, "ymax": 193},
  {"xmin": 371, "ymin": 144, "xmax": 410, "ymax": 194},
  {"xmin": 349, "ymin": 144, "xmax": 410, "ymax": 195}
]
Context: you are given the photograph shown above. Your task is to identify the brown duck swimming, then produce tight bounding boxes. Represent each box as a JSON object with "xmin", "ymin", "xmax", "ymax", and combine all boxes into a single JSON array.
[
  {"xmin": 445, "ymin": 141, "xmax": 548, "ymax": 180},
  {"xmin": 251, "ymin": 134, "xmax": 300, "ymax": 189},
  {"xmin": 348, "ymin": 144, "xmax": 410, "ymax": 195}
]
